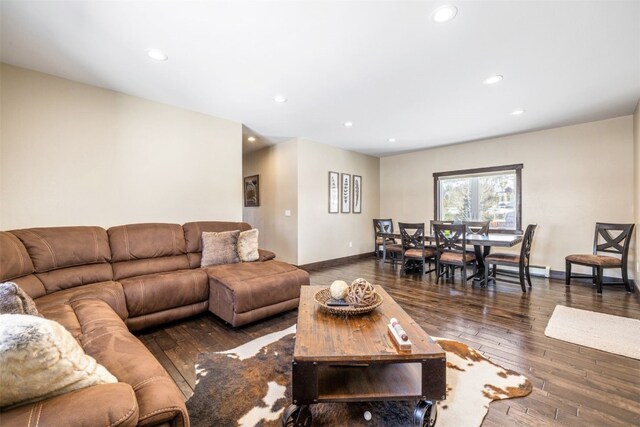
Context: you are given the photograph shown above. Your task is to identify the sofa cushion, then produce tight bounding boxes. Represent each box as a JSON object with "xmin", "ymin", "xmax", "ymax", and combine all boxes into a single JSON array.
[
  {"xmin": 0, "ymin": 314, "xmax": 117, "ymax": 408},
  {"xmin": 10, "ymin": 227, "xmax": 113, "ymax": 294},
  {"xmin": 0, "ymin": 383, "xmax": 139, "ymax": 427},
  {"xmin": 205, "ymin": 260, "xmax": 305, "ymax": 313},
  {"xmin": 183, "ymin": 221, "xmax": 251, "ymax": 268},
  {"xmin": 108, "ymin": 223, "xmax": 190, "ymax": 280},
  {"xmin": 11, "ymin": 226, "xmax": 111, "ymax": 273},
  {"xmin": 201, "ymin": 230, "xmax": 240, "ymax": 267},
  {"xmin": 119, "ymin": 269, "xmax": 209, "ymax": 317},
  {"xmin": 0, "ymin": 231, "xmax": 34, "ymax": 281},
  {"xmin": 72, "ymin": 298, "xmax": 188, "ymax": 427},
  {"xmin": 238, "ymin": 229, "xmax": 260, "ymax": 262},
  {"xmin": 108, "ymin": 223, "xmax": 186, "ymax": 262}
]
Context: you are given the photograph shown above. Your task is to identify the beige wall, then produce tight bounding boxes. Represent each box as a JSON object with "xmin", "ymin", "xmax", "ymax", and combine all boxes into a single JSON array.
[
  {"xmin": 243, "ymin": 138, "xmax": 380, "ymax": 265},
  {"xmin": 297, "ymin": 138, "xmax": 380, "ymax": 265},
  {"xmin": 0, "ymin": 64, "xmax": 243, "ymax": 229},
  {"xmin": 242, "ymin": 139, "xmax": 298, "ymax": 264},
  {"xmin": 381, "ymin": 116, "xmax": 635, "ymax": 276},
  {"xmin": 634, "ymin": 100, "xmax": 640, "ymax": 283}
]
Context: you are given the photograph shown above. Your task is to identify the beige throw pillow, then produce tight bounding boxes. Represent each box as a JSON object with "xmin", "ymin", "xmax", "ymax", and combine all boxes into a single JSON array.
[
  {"xmin": 0, "ymin": 314, "xmax": 117, "ymax": 408},
  {"xmin": 0, "ymin": 282, "xmax": 41, "ymax": 316},
  {"xmin": 238, "ymin": 229, "xmax": 260, "ymax": 262},
  {"xmin": 201, "ymin": 230, "xmax": 240, "ymax": 267}
]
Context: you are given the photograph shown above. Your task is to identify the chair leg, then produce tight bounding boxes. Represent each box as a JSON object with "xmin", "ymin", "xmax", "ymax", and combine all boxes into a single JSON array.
[
  {"xmin": 518, "ymin": 266, "xmax": 526, "ymax": 292},
  {"xmin": 565, "ymin": 261, "xmax": 572, "ymax": 286},
  {"xmin": 592, "ymin": 267, "xmax": 596, "ymax": 285},
  {"xmin": 461, "ymin": 264, "xmax": 467, "ymax": 285},
  {"xmin": 484, "ymin": 261, "xmax": 489, "ymax": 286},
  {"xmin": 595, "ymin": 267, "xmax": 603, "ymax": 294},
  {"xmin": 436, "ymin": 261, "xmax": 441, "ymax": 284},
  {"xmin": 525, "ymin": 265, "xmax": 533, "ymax": 288},
  {"xmin": 622, "ymin": 266, "xmax": 633, "ymax": 293},
  {"xmin": 492, "ymin": 264, "xmax": 497, "ymax": 277}
]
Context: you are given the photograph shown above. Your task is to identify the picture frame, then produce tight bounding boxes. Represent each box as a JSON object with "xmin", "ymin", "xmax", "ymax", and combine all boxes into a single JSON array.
[
  {"xmin": 328, "ymin": 171, "xmax": 339, "ymax": 213},
  {"xmin": 353, "ymin": 175, "xmax": 362, "ymax": 213},
  {"xmin": 341, "ymin": 173, "xmax": 351, "ymax": 213},
  {"xmin": 244, "ymin": 175, "xmax": 259, "ymax": 207}
]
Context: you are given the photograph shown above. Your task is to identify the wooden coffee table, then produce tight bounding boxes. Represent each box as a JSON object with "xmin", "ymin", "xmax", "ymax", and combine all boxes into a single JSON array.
[{"xmin": 282, "ymin": 285, "xmax": 446, "ymax": 427}]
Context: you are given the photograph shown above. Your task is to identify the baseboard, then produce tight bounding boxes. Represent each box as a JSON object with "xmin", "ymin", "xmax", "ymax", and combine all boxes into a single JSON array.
[
  {"xmin": 297, "ymin": 252, "xmax": 373, "ymax": 271},
  {"xmin": 549, "ymin": 269, "xmax": 637, "ymax": 289}
]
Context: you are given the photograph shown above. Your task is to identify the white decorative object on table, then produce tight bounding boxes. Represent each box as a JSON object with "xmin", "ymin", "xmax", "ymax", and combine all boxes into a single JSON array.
[{"xmin": 329, "ymin": 280, "xmax": 349, "ymax": 300}]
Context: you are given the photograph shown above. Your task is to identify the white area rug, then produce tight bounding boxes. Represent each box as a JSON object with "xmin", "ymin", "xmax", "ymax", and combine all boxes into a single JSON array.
[{"xmin": 544, "ymin": 305, "xmax": 640, "ymax": 360}]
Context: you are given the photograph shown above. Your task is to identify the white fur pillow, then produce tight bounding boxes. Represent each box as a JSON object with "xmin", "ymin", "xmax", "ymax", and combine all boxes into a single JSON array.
[
  {"xmin": 0, "ymin": 314, "xmax": 117, "ymax": 408},
  {"xmin": 238, "ymin": 229, "xmax": 259, "ymax": 262}
]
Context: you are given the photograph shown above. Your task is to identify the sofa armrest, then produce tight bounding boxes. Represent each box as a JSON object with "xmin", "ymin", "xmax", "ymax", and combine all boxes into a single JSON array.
[
  {"xmin": 0, "ymin": 383, "xmax": 139, "ymax": 427},
  {"xmin": 258, "ymin": 249, "xmax": 276, "ymax": 262}
]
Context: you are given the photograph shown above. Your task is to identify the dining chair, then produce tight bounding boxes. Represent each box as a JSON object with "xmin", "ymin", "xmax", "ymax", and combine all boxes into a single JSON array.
[
  {"xmin": 565, "ymin": 223, "xmax": 635, "ymax": 294},
  {"xmin": 433, "ymin": 223, "xmax": 476, "ymax": 284},
  {"xmin": 483, "ymin": 224, "xmax": 537, "ymax": 292},
  {"xmin": 373, "ymin": 219, "xmax": 402, "ymax": 264},
  {"xmin": 398, "ymin": 222, "xmax": 436, "ymax": 276}
]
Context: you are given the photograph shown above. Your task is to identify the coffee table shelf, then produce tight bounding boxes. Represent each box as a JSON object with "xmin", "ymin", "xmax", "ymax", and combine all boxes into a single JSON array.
[
  {"xmin": 283, "ymin": 285, "xmax": 446, "ymax": 427},
  {"xmin": 317, "ymin": 363, "xmax": 422, "ymax": 402}
]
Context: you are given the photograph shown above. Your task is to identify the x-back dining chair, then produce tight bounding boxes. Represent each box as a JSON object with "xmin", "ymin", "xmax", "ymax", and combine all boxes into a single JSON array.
[
  {"xmin": 398, "ymin": 222, "xmax": 436, "ymax": 276},
  {"xmin": 565, "ymin": 223, "xmax": 635, "ymax": 294},
  {"xmin": 373, "ymin": 218, "xmax": 402, "ymax": 264},
  {"xmin": 433, "ymin": 223, "xmax": 477, "ymax": 284},
  {"xmin": 484, "ymin": 224, "xmax": 537, "ymax": 292}
]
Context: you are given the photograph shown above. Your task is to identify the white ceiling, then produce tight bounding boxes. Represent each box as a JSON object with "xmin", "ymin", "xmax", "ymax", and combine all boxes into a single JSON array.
[{"xmin": 1, "ymin": 1, "xmax": 639, "ymax": 157}]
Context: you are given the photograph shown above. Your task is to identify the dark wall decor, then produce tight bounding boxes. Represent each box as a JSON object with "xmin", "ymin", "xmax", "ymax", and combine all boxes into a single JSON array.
[{"xmin": 244, "ymin": 175, "xmax": 259, "ymax": 207}]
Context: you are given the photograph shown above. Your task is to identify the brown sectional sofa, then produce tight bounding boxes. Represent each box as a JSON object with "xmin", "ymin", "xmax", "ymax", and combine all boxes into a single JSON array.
[{"xmin": 0, "ymin": 221, "xmax": 309, "ymax": 426}]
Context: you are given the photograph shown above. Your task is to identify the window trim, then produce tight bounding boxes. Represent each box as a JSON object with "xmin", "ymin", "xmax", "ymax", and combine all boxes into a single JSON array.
[{"xmin": 433, "ymin": 163, "xmax": 523, "ymax": 234}]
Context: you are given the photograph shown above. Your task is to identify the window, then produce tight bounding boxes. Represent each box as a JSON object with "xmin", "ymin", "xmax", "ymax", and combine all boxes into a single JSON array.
[{"xmin": 433, "ymin": 164, "xmax": 522, "ymax": 233}]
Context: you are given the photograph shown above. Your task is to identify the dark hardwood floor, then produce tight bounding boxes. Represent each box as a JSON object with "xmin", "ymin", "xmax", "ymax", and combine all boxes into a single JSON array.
[{"xmin": 138, "ymin": 258, "xmax": 640, "ymax": 426}]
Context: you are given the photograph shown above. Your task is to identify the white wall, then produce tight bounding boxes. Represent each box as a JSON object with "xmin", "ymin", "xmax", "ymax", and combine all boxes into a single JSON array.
[
  {"xmin": 242, "ymin": 139, "xmax": 298, "ymax": 264},
  {"xmin": 297, "ymin": 138, "xmax": 380, "ymax": 265},
  {"xmin": 243, "ymin": 138, "xmax": 380, "ymax": 265},
  {"xmin": 381, "ymin": 116, "xmax": 635, "ymax": 276},
  {"xmin": 0, "ymin": 64, "xmax": 243, "ymax": 229}
]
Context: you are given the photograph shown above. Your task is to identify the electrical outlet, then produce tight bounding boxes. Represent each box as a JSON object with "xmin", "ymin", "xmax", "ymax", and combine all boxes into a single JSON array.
[
  {"xmin": 349, "ymin": 241, "xmax": 353, "ymax": 248},
  {"xmin": 637, "ymin": 261, "xmax": 640, "ymax": 273},
  {"xmin": 284, "ymin": 210, "xmax": 291, "ymax": 217}
]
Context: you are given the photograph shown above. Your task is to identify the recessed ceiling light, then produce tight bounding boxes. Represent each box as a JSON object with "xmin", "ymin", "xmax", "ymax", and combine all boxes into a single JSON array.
[
  {"xmin": 274, "ymin": 95, "xmax": 287, "ymax": 103},
  {"xmin": 247, "ymin": 136, "xmax": 256, "ymax": 142},
  {"xmin": 388, "ymin": 138, "xmax": 396, "ymax": 143},
  {"xmin": 431, "ymin": 5, "xmax": 458, "ymax": 23},
  {"xmin": 146, "ymin": 48, "xmax": 168, "ymax": 61},
  {"xmin": 483, "ymin": 75, "xmax": 503, "ymax": 85},
  {"xmin": 511, "ymin": 109, "xmax": 526, "ymax": 115},
  {"xmin": 344, "ymin": 121, "xmax": 353, "ymax": 128}
]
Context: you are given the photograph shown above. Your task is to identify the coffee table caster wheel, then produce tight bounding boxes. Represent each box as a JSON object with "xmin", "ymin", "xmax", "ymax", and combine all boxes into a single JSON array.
[
  {"xmin": 282, "ymin": 404, "xmax": 312, "ymax": 427},
  {"xmin": 414, "ymin": 400, "xmax": 437, "ymax": 427}
]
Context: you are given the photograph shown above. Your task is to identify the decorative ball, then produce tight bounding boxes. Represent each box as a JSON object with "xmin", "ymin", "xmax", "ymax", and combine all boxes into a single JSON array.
[
  {"xmin": 347, "ymin": 278, "xmax": 377, "ymax": 307},
  {"xmin": 364, "ymin": 411, "xmax": 372, "ymax": 421},
  {"xmin": 330, "ymin": 280, "xmax": 349, "ymax": 300}
]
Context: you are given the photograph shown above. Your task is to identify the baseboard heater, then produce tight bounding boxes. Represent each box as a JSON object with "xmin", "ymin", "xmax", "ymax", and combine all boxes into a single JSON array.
[{"xmin": 495, "ymin": 265, "xmax": 550, "ymax": 278}]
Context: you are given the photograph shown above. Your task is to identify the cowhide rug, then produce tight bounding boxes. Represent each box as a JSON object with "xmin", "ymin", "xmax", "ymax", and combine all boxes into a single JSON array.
[{"xmin": 186, "ymin": 325, "xmax": 532, "ymax": 426}]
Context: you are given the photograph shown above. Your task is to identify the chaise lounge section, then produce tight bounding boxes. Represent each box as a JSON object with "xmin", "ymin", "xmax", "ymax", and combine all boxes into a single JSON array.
[{"xmin": 0, "ymin": 221, "xmax": 309, "ymax": 426}]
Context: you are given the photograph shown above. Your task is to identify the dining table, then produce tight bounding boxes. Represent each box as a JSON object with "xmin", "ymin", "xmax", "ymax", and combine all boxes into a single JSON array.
[{"xmin": 377, "ymin": 232, "xmax": 523, "ymax": 286}]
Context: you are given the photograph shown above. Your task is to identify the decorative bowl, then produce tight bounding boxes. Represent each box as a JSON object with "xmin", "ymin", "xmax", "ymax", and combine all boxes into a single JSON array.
[{"xmin": 314, "ymin": 288, "xmax": 383, "ymax": 316}]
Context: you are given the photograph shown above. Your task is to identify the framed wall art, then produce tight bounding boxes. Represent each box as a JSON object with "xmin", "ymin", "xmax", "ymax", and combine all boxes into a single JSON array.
[
  {"xmin": 244, "ymin": 175, "xmax": 259, "ymax": 207},
  {"xmin": 341, "ymin": 173, "xmax": 351, "ymax": 213},
  {"xmin": 328, "ymin": 171, "xmax": 339, "ymax": 213},
  {"xmin": 353, "ymin": 175, "xmax": 362, "ymax": 213}
]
